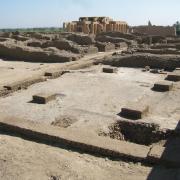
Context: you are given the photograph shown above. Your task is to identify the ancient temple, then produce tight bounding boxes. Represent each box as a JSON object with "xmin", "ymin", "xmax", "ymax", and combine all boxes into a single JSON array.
[{"xmin": 63, "ymin": 17, "xmax": 128, "ymax": 34}]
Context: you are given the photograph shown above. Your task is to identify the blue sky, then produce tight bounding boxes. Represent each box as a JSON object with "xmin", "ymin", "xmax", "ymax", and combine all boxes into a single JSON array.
[{"xmin": 0, "ymin": 0, "xmax": 179, "ymax": 28}]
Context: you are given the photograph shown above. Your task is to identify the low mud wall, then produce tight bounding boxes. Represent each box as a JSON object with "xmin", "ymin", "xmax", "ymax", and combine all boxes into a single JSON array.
[
  {"xmin": 1, "ymin": 76, "xmax": 46, "ymax": 97},
  {"xmin": 0, "ymin": 119, "xmax": 150, "ymax": 163},
  {"xmin": 103, "ymin": 54, "xmax": 180, "ymax": 69},
  {"xmin": 137, "ymin": 49, "xmax": 180, "ymax": 55}
]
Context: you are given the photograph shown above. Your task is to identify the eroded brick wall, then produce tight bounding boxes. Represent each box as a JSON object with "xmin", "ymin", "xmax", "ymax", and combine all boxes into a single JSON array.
[{"xmin": 131, "ymin": 26, "xmax": 176, "ymax": 37}]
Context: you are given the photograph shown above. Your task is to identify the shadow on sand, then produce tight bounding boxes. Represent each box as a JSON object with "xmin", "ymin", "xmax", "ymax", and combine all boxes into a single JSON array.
[{"xmin": 147, "ymin": 121, "xmax": 180, "ymax": 180}]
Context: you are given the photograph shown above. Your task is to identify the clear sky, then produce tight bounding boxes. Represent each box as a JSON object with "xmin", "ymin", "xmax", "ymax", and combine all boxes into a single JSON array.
[{"xmin": 0, "ymin": 0, "xmax": 179, "ymax": 28}]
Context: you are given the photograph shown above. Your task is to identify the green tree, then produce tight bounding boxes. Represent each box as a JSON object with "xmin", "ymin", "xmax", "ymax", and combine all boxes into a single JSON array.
[{"xmin": 174, "ymin": 21, "xmax": 180, "ymax": 36}]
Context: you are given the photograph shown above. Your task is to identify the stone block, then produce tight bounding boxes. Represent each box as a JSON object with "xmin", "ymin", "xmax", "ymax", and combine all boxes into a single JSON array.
[
  {"xmin": 103, "ymin": 67, "xmax": 118, "ymax": 73},
  {"xmin": 165, "ymin": 73, "xmax": 180, "ymax": 82},
  {"xmin": 33, "ymin": 93, "xmax": 56, "ymax": 104},
  {"xmin": 153, "ymin": 81, "xmax": 173, "ymax": 92},
  {"xmin": 120, "ymin": 104, "xmax": 149, "ymax": 120}
]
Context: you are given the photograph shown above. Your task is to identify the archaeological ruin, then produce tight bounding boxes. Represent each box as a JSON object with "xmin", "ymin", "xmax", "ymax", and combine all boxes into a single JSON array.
[
  {"xmin": 63, "ymin": 16, "xmax": 128, "ymax": 34},
  {"xmin": 0, "ymin": 17, "xmax": 180, "ymax": 180}
]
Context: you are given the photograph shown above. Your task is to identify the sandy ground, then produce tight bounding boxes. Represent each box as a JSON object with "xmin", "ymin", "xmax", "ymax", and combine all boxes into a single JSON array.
[
  {"xmin": 1, "ymin": 133, "xmax": 180, "ymax": 180},
  {"xmin": 0, "ymin": 51, "xmax": 117, "ymax": 87},
  {"xmin": 0, "ymin": 65, "xmax": 179, "ymax": 132},
  {"xmin": 0, "ymin": 54, "xmax": 180, "ymax": 179}
]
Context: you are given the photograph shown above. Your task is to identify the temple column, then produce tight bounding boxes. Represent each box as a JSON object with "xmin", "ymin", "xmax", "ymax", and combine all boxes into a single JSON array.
[
  {"xmin": 110, "ymin": 24, "xmax": 112, "ymax": 31},
  {"xmin": 116, "ymin": 24, "xmax": 118, "ymax": 31},
  {"xmin": 113, "ymin": 24, "xmax": 115, "ymax": 31},
  {"xmin": 104, "ymin": 23, "xmax": 106, "ymax": 32}
]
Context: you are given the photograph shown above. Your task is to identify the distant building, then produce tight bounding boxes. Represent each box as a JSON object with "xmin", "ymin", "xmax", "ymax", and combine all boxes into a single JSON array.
[
  {"xmin": 63, "ymin": 17, "xmax": 128, "ymax": 35},
  {"xmin": 130, "ymin": 22, "xmax": 176, "ymax": 37}
]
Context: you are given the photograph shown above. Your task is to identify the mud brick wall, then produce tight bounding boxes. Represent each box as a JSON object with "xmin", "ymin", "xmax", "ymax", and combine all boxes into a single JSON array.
[
  {"xmin": 2, "ymin": 76, "xmax": 46, "ymax": 97},
  {"xmin": 95, "ymin": 42, "xmax": 115, "ymax": 52},
  {"xmin": 136, "ymin": 49, "xmax": 180, "ymax": 55},
  {"xmin": 67, "ymin": 34, "xmax": 95, "ymax": 45},
  {"xmin": 103, "ymin": 54, "xmax": 180, "ymax": 69},
  {"xmin": 132, "ymin": 26, "xmax": 176, "ymax": 37},
  {"xmin": 0, "ymin": 43, "xmax": 78, "ymax": 62},
  {"xmin": 0, "ymin": 121, "xmax": 147, "ymax": 163}
]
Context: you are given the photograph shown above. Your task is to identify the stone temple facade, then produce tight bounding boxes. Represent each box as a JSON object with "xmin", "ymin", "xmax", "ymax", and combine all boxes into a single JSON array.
[{"xmin": 63, "ymin": 17, "xmax": 128, "ymax": 35}]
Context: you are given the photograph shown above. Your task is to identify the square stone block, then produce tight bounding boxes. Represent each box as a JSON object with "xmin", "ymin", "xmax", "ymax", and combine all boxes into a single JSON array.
[
  {"xmin": 103, "ymin": 67, "xmax": 118, "ymax": 73},
  {"xmin": 166, "ymin": 73, "xmax": 180, "ymax": 82},
  {"xmin": 120, "ymin": 104, "xmax": 149, "ymax": 120},
  {"xmin": 153, "ymin": 81, "xmax": 173, "ymax": 92},
  {"xmin": 33, "ymin": 93, "xmax": 56, "ymax": 104}
]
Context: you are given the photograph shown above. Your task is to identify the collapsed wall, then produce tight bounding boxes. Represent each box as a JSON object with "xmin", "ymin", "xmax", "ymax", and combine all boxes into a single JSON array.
[
  {"xmin": 95, "ymin": 42, "xmax": 115, "ymax": 52},
  {"xmin": 42, "ymin": 39, "xmax": 98, "ymax": 54},
  {"xmin": 151, "ymin": 44, "xmax": 176, "ymax": 49},
  {"xmin": 0, "ymin": 41, "xmax": 80, "ymax": 62},
  {"xmin": 98, "ymin": 32, "xmax": 137, "ymax": 40},
  {"xmin": 95, "ymin": 35, "xmax": 134, "ymax": 45},
  {"xmin": 136, "ymin": 48, "xmax": 180, "ymax": 55},
  {"xmin": 26, "ymin": 33, "xmax": 58, "ymax": 41},
  {"xmin": 26, "ymin": 39, "xmax": 47, "ymax": 47},
  {"xmin": 140, "ymin": 36, "xmax": 166, "ymax": 44},
  {"xmin": 67, "ymin": 33, "xmax": 95, "ymax": 45}
]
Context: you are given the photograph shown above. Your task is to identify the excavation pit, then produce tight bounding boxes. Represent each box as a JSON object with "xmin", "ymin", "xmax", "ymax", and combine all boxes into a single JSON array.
[{"xmin": 107, "ymin": 120, "xmax": 172, "ymax": 146}]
